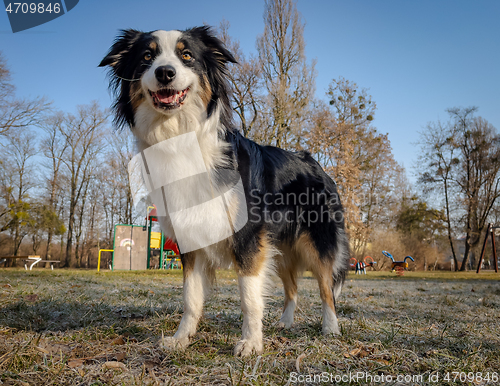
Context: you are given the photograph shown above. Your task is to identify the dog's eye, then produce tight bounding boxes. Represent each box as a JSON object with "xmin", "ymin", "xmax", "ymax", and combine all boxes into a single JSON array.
[
  {"xmin": 182, "ymin": 52, "xmax": 193, "ymax": 61},
  {"xmin": 144, "ymin": 52, "xmax": 152, "ymax": 61}
]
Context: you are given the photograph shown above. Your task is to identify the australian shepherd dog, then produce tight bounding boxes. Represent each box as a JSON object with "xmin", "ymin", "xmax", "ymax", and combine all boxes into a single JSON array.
[{"xmin": 100, "ymin": 26, "xmax": 350, "ymax": 356}]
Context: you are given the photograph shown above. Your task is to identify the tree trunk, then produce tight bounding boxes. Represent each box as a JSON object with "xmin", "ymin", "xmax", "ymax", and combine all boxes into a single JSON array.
[
  {"xmin": 460, "ymin": 235, "xmax": 471, "ymax": 271},
  {"xmin": 65, "ymin": 202, "xmax": 75, "ymax": 267},
  {"xmin": 443, "ymin": 177, "xmax": 459, "ymax": 271}
]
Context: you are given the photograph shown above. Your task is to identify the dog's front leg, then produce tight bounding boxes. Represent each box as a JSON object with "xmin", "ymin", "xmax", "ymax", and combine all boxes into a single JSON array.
[
  {"xmin": 160, "ymin": 253, "xmax": 210, "ymax": 350},
  {"xmin": 234, "ymin": 271, "xmax": 266, "ymax": 357}
]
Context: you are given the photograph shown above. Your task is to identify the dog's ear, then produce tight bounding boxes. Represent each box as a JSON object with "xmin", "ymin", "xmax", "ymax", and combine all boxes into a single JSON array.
[
  {"xmin": 99, "ymin": 29, "xmax": 143, "ymax": 68},
  {"xmin": 188, "ymin": 26, "xmax": 237, "ymax": 65}
]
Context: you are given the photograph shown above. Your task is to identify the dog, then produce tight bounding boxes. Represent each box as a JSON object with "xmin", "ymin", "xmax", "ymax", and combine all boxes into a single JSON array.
[{"xmin": 99, "ymin": 26, "xmax": 350, "ymax": 357}]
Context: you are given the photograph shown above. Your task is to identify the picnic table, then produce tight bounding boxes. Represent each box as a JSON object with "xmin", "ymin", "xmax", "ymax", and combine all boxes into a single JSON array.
[{"xmin": 0, "ymin": 255, "xmax": 60, "ymax": 270}]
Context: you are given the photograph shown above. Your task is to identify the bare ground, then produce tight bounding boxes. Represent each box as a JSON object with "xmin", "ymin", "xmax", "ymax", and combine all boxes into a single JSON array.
[{"xmin": 0, "ymin": 269, "xmax": 499, "ymax": 385}]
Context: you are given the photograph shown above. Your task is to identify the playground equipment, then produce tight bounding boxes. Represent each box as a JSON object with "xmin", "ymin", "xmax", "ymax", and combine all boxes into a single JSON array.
[
  {"xmin": 112, "ymin": 224, "xmax": 149, "ymax": 270},
  {"xmin": 147, "ymin": 207, "xmax": 181, "ymax": 270},
  {"xmin": 476, "ymin": 223, "xmax": 499, "ymax": 273},
  {"xmin": 97, "ymin": 206, "xmax": 181, "ymax": 271},
  {"xmin": 349, "ymin": 256, "xmax": 377, "ymax": 274},
  {"xmin": 382, "ymin": 250, "xmax": 414, "ymax": 275}
]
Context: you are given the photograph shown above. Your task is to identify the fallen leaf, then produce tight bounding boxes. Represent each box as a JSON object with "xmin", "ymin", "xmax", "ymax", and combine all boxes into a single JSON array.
[
  {"xmin": 122, "ymin": 332, "xmax": 138, "ymax": 342},
  {"xmin": 103, "ymin": 361, "xmax": 127, "ymax": 371},
  {"xmin": 349, "ymin": 346, "xmax": 375, "ymax": 358},
  {"xmin": 111, "ymin": 336, "xmax": 125, "ymax": 345},
  {"xmin": 3, "ymin": 284, "xmax": 12, "ymax": 288},
  {"xmin": 349, "ymin": 348, "xmax": 361, "ymax": 357},
  {"xmin": 68, "ymin": 359, "xmax": 84, "ymax": 368},
  {"xmin": 115, "ymin": 352, "xmax": 126, "ymax": 362},
  {"xmin": 39, "ymin": 342, "xmax": 72, "ymax": 355},
  {"xmin": 24, "ymin": 294, "xmax": 38, "ymax": 302},
  {"xmin": 144, "ymin": 360, "xmax": 156, "ymax": 369},
  {"xmin": 35, "ymin": 346, "xmax": 50, "ymax": 354},
  {"xmin": 78, "ymin": 368, "xmax": 85, "ymax": 377}
]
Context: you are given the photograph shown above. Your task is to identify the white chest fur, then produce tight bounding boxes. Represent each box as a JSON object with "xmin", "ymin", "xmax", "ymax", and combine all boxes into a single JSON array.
[{"xmin": 129, "ymin": 102, "xmax": 246, "ymax": 264}]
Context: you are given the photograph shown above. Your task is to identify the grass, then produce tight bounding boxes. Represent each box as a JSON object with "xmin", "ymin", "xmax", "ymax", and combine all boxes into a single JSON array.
[{"xmin": 0, "ymin": 268, "xmax": 499, "ymax": 385}]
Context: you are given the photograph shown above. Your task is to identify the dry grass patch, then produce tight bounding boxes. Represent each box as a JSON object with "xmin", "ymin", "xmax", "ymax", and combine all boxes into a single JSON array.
[{"xmin": 1, "ymin": 268, "xmax": 499, "ymax": 385}]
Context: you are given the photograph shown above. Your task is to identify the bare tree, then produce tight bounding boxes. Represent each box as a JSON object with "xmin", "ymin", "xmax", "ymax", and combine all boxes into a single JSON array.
[
  {"xmin": 419, "ymin": 107, "xmax": 500, "ymax": 270},
  {"xmin": 306, "ymin": 78, "xmax": 404, "ymax": 258},
  {"xmin": 108, "ymin": 129, "xmax": 136, "ymax": 225},
  {"xmin": 0, "ymin": 52, "xmax": 50, "ymax": 138},
  {"xmin": 218, "ymin": 21, "xmax": 263, "ymax": 138},
  {"xmin": 256, "ymin": 0, "xmax": 316, "ymax": 149},
  {"xmin": 0, "ymin": 130, "xmax": 38, "ymax": 256},
  {"xmin": 40, "ymin": 112, "xmax": 68, "ymax": 259},
  {"xmin": 419, "ymin": 119, "xmax": 462, "ymax": 270},
  {"xmin": 58, "ymin": 102, "xmax": 109, "ymax": 267},
  {"xmin": 455, "ymin": 114, "xmax": 500, "ymax": 270}
]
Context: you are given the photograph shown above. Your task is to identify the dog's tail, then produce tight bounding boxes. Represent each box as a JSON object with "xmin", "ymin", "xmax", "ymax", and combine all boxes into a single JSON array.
[{"xmin": 332, "ymin": 228, "xmax": 350, "ymax": 304}]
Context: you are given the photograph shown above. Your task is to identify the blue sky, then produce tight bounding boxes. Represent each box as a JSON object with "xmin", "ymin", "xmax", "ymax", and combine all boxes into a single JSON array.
[{"xmin": 1, "ymin": 0, "xmax": 499, "ymax": 181}]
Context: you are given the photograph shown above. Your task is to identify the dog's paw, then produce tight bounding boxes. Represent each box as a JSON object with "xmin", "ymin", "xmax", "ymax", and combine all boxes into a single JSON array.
[
  {"xmin": 278, "ymin": 316, "xmax": 293, "ymax": 329},
  {"xmin": 234, "ymin": 339, "xmax": 263, "ymax": 357},
  {"xmin": 159, "ymin": 336, "xmax": 190, "ymax": 351},
  {"xmin": 322, "ymin": 325, "xmax": 341, "ymax": 336}
]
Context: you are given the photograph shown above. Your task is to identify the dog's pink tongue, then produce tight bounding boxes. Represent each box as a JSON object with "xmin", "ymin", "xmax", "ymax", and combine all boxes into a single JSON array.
[{"xmin": 158, "ymin": 93, "xmax": 176, "ymax": 104}]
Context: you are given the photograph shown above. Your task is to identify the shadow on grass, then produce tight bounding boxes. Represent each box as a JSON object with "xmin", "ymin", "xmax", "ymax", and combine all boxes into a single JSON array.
[{"xmin": 0, "ymin": 299, "xmax": 180, "ymax": 333}]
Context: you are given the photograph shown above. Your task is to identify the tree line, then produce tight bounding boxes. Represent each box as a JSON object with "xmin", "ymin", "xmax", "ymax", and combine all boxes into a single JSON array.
[
  {"xmin": 0, "ymin": 53, "xmax": 136, "ymax": 267},
  {"xmin": 1, "ymin": 0, "xmax": 499, "ymax": 270}
]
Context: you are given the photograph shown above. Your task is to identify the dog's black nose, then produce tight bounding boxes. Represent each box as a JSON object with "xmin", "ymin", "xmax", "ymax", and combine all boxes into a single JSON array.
[{"xmin": 155, "ymin": 65, "xmax": 176, "ymax": 84}]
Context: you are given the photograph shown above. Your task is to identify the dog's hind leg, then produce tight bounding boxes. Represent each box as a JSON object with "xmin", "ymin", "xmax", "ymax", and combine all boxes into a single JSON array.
[
  {"xmin": 277, "ymin": 264, "xmax": 298, "ymax": 329},
  {"xmin": 312, "ymin": 264, "xmax": 340, "ymax": 336},
  {"xmin": 333, "ymin": 280, "xmax": 343, "ymax": 302},
  {"xmin": 294, "ymin": 232, "xmax": 340, "ymax": 336},
  {"xmin": 160, "ymin": 252, "xmax": 213, "ymax": 351}
]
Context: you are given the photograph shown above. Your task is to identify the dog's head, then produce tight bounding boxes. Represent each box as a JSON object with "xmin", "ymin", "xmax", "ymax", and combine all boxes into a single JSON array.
[{"xmin": 99, "ymin": 26, "xmax": 236, "ymax": 130}]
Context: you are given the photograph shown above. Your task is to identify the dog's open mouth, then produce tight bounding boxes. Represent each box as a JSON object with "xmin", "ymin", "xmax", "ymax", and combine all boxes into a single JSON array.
[{"xmin": 149, "ymin": 88, "xmax": 189, "ymax": 109}]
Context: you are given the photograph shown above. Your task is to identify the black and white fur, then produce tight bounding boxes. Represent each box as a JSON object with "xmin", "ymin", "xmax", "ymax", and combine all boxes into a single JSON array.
[{"xmin": 100, "ymin": 26, "xmax": 350, "ymax": 356}]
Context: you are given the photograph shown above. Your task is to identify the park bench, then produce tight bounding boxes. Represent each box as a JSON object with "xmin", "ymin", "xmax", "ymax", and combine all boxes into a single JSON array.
[
  {"xmin": 0, "ymin": 255, "xmax": 41, "ymax": 269},
  {"xmin": 0, "ymin": 256, "xmax": 59, "ymax": 270},
  {"xmin": 1, "ymin": 255, "xmax": 60, "ymax": 270},
  {"xmin": 0, "ymin": 255, "xmax": 22, "ymax": 266},
  {"xmin": 22, "ymin": 256, "xmax": 61, "ymax": 270}
]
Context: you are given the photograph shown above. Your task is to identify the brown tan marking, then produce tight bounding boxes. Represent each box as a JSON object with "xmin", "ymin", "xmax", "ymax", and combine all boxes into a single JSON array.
[
  {"xmin": 129, "ymin": 82, "xmax": 145, "ymax": 112},
  {"xmin": 181, "ymin": 252, "xmax": 196, "ymax": 279},
  {"xmin": 176, "ymin": 41, "xmax": 185, "ymax": 52},
  {"xmin": 277, "ymin": 263, "xmax": 298, "ymax": 310},
  {"xmin": 294, "ymin": 232, "xmax": 336, "ymax": 313},
  {"xmin": 234, "ymin": 231, "xmax": 271, "ymax": 276},
  {"xmin": 200, "ymin": 74, "xmax": 213, "ymax": 109},
  {"xmin": 149, "ymin": 41, "xmax": 158, "ymax": 51}
]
